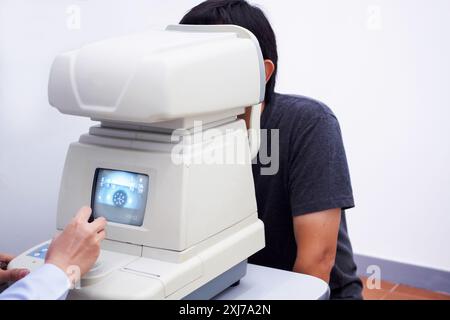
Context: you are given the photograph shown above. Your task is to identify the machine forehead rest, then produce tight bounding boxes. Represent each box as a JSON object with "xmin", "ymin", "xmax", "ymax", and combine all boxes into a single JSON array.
[{"xmin": 48, "ymin": 24, "xmax": 265, "ymax": 125}]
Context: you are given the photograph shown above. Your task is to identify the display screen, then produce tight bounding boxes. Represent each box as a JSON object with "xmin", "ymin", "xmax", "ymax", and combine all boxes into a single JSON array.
[{"xmin": 92, "ymin": 169, "xmax": 149, "ymax": 226}]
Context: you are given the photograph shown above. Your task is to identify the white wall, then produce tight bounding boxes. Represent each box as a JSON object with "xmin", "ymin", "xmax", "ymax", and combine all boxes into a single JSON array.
[
  {"xmin": 267, "ymin": 0, "xmax": 450, "ymax": 272},
  {"xmin": 1, "ymin": 0, "xmax": 449, "ymax": 272}
]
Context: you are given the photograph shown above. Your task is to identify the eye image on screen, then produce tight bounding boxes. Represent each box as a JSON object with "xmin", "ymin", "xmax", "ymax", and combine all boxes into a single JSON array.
[{"xmin": 92, "ymin": 169, "xmax": 149, "ymax": 226}]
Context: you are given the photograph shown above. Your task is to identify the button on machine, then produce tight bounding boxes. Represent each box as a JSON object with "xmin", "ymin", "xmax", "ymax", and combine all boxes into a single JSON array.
[{"xmin": 27, "ymin": 244, "xmax": 49, "ymax": 260}]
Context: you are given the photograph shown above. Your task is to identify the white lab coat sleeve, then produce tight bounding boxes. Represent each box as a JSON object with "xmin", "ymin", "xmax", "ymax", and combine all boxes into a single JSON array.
[{"xmin": 0, "ymin": 264, "xmax": 70, "ymax": 300}]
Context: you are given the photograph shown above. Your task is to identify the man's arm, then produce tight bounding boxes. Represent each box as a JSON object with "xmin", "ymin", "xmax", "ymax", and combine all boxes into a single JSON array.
[{"xmin": 292, "ymin": 208, "xmax": 341, "ymax": 283}]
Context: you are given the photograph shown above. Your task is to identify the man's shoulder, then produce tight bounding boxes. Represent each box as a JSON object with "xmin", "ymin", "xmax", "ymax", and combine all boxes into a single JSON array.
[{"xmin": 271, "ymin": 93, "xmax": 337, "ymax": 124}]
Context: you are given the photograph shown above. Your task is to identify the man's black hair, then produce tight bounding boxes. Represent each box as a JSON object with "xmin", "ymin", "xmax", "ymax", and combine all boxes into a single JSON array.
[{"xmin": 180, "ymin": 0, "xmax": 278, "ymax": 103}]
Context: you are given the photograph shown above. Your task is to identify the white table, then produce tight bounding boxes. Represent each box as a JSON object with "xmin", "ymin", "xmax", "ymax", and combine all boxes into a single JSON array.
[
  {"xmin": 215, "ymin": 264, "xmax": 330, "ymax": 300},
  {"xmin": 0, "ymin": 263, "xmax": 329, "ymax": 299}
]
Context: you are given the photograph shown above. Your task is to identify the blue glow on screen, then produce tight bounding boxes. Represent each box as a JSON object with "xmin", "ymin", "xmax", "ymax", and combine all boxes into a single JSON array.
[{"xmin": 93, "ymin": 169, "xmax": 149, "ymax": 226}]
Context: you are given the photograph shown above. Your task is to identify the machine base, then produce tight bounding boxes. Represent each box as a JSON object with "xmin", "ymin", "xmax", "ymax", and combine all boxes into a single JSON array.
[{"xmin": 183, "ymin": 261, "xmax": 247, "ymax": 300}]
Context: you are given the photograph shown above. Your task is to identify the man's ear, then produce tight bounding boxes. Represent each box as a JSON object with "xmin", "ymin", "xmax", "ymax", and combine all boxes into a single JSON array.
[{"xmin": 264, "ymin": 59, "xmax": 275, "ymax": 83}]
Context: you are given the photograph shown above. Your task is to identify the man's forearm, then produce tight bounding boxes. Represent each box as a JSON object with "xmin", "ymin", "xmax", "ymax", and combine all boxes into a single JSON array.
[
  {"xmin": 293, "ymin": 253, "xmax": 335, "ymax": 283},
  {"xmin": 292, "ymin": 208, "xmax": 341, "ymax": 284}
]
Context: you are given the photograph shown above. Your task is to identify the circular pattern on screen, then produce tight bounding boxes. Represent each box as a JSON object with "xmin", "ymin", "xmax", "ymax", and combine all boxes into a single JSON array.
[{"xmin": 112, "ymin": 190, "xmax": 128, "ymax": 208}]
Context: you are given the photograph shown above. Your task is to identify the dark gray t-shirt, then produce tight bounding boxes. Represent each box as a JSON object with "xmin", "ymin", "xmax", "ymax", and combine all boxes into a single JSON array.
[{"xmin": 248, "ymin": 93, "xmax": 363, "ymax": 299}]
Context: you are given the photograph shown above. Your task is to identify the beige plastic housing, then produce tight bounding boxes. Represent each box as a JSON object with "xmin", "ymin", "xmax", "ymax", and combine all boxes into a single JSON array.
[
  {"xmin": 48, "ymin": 25, "xmax": 265, "ymax": 125},
  {"xmin": 56, "ymin": 120, "xmax": 258, "ymax": 252},
  {"xmin": 8, "ymin": 25, "xmax": 266, "ymax": 299}
]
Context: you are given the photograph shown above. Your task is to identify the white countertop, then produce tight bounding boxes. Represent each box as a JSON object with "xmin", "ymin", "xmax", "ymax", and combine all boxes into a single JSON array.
[{"xmin": 215, "ymin": 264, "xmax": 330, "ymax": 300}]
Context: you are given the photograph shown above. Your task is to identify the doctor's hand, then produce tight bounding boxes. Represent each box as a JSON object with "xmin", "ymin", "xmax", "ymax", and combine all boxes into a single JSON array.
[
  {"xmin": 0, "ymin": 253, "xmax": 30, "ymax": 285},
  {"xmin": 0, "ymin": 253, "xmax": 29, "ymax": 284},
  {"xmin": 45, "ymin": 206, "xmax": 106, "ymax": 282}
]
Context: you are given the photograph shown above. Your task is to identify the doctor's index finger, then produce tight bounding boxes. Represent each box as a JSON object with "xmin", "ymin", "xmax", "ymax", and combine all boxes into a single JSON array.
[{"xmin": 74, "ymin": 206, "xmax": 92, "ymax": 222}]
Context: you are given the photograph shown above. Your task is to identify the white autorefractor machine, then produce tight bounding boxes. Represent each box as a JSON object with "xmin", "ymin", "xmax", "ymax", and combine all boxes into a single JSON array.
[{"xmin": 8, "ymin": 25, "xmax": 266, "ymax": 299}]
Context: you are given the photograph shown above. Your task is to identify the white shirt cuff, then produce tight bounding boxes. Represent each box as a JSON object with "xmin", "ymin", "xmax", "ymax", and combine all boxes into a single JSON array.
[{"xmin": 0, "ymin": 263, "xmax": 70, "ymax": 300}]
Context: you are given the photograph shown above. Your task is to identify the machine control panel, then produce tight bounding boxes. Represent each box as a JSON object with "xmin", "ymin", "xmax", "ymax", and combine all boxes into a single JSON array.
[{"xmin": 26, "ymin": 243, "xmax": 49, "ymax": 260}]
